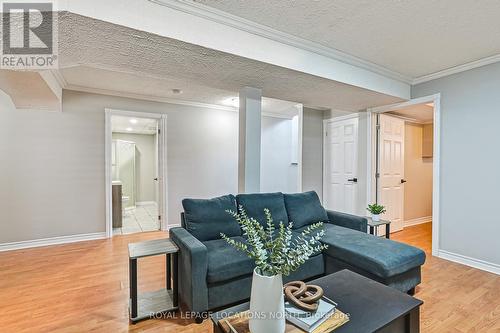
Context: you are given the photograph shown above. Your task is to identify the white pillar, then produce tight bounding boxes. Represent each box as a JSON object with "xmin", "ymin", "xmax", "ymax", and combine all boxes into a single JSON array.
[{"xmin": 238, "ymin": 87, "xmax": 262, "ymax": 193}]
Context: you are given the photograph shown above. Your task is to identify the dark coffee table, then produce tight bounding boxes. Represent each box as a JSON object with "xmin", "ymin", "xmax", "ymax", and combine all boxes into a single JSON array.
[{"xmin": 210, "ymin": 270, "xmax": 422, "ymax": 333}]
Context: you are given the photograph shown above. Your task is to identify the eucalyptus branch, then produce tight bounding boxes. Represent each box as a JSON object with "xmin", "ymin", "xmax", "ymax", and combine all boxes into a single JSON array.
[{"xmin": 221, "ymin": 206, "xmax": 328, "ymax": 277}]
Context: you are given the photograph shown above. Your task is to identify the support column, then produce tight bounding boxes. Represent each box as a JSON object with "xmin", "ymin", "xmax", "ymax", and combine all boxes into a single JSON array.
[{"xmin": 238, "ymin": 87, "xmax": 262, "ymax": 193}]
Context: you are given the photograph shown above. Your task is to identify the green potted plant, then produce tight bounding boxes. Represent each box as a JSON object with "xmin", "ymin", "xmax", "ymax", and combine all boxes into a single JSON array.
[
  {"xmin": 221, "ymin": 207, "xmax": 327, "ymax": 333},
  {"xmin": 367, "ymin": 203, "xmax": 386, "ymax": 222}
]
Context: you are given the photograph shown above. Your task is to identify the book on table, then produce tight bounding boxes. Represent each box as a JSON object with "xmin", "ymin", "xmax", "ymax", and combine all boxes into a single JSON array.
[
  {"xmin": 217, "ymin": 298, "xmax": 349, "ymax": 333},
  {"xmin": 285, "ymin": 297, "xmax": 336, "ymax": 333}
]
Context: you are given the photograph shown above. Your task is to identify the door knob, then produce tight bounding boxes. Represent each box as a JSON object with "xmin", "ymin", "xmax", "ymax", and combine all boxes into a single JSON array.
[
  {"xmin": 400, "ymin": 179, "xmax": 407, "ymax": 184},
  {"xmin": 348, "ymin": 178, "xmax": 358, "ymax": 183},
  {"xmin": 154, "ymin": 178, "xmax": 158, "ymax": 181}
]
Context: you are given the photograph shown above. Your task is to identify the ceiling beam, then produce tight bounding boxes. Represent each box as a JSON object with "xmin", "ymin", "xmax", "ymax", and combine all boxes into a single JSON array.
[
  {"xmin": 0, "ymin": 70, "xmax": 61, "ymax": 112},
  {"xmin": 59, "ymin": 0, "xmax": 411, "ymax": 100}
]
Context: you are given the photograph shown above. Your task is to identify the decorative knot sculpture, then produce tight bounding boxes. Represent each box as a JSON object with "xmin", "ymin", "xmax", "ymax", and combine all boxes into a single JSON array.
[{"xmin": 283, "ymin": 281, "xmax": 324, "ymax": 312}]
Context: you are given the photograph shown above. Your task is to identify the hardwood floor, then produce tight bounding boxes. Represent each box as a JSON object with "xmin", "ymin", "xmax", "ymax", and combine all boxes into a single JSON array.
[
  {"xmin": 392, "ymin": 223, "xmax": 500, "ymax": 332},
  {"xmin": 0, "ymin": 223, "xmax": 498, "ymax": 332}
]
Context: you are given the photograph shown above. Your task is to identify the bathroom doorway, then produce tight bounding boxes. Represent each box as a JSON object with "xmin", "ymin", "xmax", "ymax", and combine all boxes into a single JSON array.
[{"xmin": 105, "ymin": 109, "xmax": 167, "ymax": 237}]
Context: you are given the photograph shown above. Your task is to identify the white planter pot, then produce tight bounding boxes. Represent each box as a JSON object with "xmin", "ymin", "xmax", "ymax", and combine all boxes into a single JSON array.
[
  {"xmin": 249, "ymin": 268, "xmax": 285, "ymax": 333},
  {"xmin": 372, "ymin": 214, "xmax": 381, "ymax": 222}
]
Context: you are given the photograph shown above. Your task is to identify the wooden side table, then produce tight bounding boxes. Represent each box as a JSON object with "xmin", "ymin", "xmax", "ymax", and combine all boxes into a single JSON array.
[
  {"xmin": 367, "ymin": 217, "xmax": 391, "ymax": 239},
  {"xmin": 128, "ymin": 238, "xmax": 179, "ymax": 322}
]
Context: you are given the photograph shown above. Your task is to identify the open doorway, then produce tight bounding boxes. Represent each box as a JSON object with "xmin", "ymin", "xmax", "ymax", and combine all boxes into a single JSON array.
[
  {"xmin": 368, "ymin": 95, "xmax": 440, "ymax": 255},
  {"xmin": 105, "ymin": 110, "xmax": 167, "ymax": 237}
]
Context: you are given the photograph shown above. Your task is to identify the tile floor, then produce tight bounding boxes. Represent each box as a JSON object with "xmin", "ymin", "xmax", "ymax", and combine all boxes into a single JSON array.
[{"xmin": 113, "ymin": 203, "xmax": 160, "ymax": 235}]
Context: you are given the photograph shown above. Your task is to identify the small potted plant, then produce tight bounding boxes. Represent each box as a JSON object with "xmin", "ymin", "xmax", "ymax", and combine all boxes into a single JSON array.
[
  {"xmin": 367, "ymin": 203, "xmax": 386, "ymax": 222},
  {"xmin": 221, "ymin": 207, "xmax": 327, "ymax": 333}
]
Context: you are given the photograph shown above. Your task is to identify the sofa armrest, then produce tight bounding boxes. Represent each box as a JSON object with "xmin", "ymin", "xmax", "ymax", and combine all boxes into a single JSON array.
[
  {"xmin": 326, "ymin": 210, "xmax": 368, "ymax": 233},
  {"xmin": 170, "ymin": 227, "xmax": 208, "ymax": 313}
]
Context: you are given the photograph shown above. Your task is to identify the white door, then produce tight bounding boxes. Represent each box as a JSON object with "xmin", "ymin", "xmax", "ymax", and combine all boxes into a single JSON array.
[
  {"xmin": 324, "ymin": 117, "xmax": 358, "ymax": 214},
  {"xmin": 378, "ymin": 114, "xmax": 405, "ymax": 232}
]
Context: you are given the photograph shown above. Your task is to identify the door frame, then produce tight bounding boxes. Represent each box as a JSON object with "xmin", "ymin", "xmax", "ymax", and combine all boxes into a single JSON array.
[
  {"xmin": 322, "ymin": 112, "xmax": 360, "ymax": 212},
  {"xmin": 376, "ymin": 113, "xmax": 406, "ymax": 233},
  {"xmin": 366, "ymin": 94, "xmax": 440, "ymax": 256},
  {"xmin": 104, "ymin": 109, "xmax": 168, "ymax": 238}
]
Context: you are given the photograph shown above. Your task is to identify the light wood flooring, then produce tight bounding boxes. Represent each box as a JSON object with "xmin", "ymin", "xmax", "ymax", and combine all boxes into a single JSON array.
[{"xmin": 0, "ymin": 223, "xmax": 498, "ymax": 332}]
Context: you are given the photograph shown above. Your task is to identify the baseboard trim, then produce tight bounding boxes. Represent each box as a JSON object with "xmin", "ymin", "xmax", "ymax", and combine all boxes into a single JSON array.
[
  {"xmin": 404, "ymin": 216, "xmax": 432, "ymax": 227},
  {"xmin": 438, "ymin": 249, "xmax": 500, "ymax": 275},
  {"xmin": 136, "ymin": 201, "xmax": 158, "ymax": 207},
  {"xmin": 0, "ymin": 232, "xmax": 107, "ymax": 252}
]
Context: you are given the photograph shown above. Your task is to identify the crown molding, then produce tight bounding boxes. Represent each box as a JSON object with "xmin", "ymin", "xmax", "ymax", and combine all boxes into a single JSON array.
[
  {"xmin": 39, "ymin": 71, "xmax": 63, "ymax": 99},
  {"xmin": 147, "ymin": 0, "xmax": 413, "ymax": 85},
  {"xmin": 50, "ymin": 69, "xmax": 69, "ymax": 88},
  {"xmin": 150, "ymin": 0, "xmax": 500, "ymax": 86},
  {"xmin": 65, "ymin": 84, "xmax": 239, "ymax": 112},
  {"xmin": 38, "ymin": 70, "xmax": 63, "ymax": 112},
  {"xmin": 67, "ymin": 84, "xmax": 297, "ymax": 119},
  {"xmin": 413, "ymin": 54, "xmax": 500, "ymax": 85}
]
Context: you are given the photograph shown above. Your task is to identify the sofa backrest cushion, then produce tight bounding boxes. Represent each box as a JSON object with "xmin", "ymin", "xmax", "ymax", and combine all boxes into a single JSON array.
[
  {"xmin": 182, "ymin": 194, "xmax": 240, "ymax": 241},
  {"xmin": 236, "ymin": 192, "xmax": 288, "ymax": 228},
  {"xmin": 284, "ymin": 191, "xmax": 328, "ymax": 229}
]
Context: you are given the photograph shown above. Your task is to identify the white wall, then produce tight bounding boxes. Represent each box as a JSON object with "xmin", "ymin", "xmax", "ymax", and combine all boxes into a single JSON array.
[
  {"xmin": 0, "ymin": 91, "xmax": 106, "ymax": 242},
  {"xmin": 260, "ymin": 116, "xmax": 298, "ymax": 193},
  {"xmin": 0, "ymin": 90, "xmax": 322, "ymax": 244},
  {"xmin": 0, "ymin": 90, "xmax": 238, "ymax": 243},
  {"xmin": 412, "ymin": 62, "xmax": 500, "ymax": 269},
  {"xmin": 113, "ymin": 132, "xmax": 157, "ymax": 203},
  {"xmin": 302, "ymin": 108, "xmax": 324, "ymax": 200}
]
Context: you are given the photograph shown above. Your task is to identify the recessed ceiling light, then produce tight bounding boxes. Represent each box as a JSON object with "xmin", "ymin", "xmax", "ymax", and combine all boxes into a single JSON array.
[
  {"xmin": 222, "ymin": 97, "xmax": 239, "ymax": 107},
  {"xmin": 129, "ymin": 118, "xmax": 138, "ymax": 124},
  {"xmin": 126, "ymin": 127, "xmax": 133, "ymax": 131},
  {"xmin": 172, "ymin": 89, "xmax": 182, "ymax": 94}
]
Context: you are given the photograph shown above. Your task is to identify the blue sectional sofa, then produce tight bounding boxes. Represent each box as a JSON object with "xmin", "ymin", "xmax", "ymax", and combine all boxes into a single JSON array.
[{"xmin": 170, "ymin": 191, "xmax": 426, "ymax": 317}]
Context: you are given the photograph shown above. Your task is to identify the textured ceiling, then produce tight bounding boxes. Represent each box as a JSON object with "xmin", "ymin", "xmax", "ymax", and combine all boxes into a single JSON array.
[
  {"xmin": 389, "ymin": 104, "xmax": 434, "ymax": 123},
  {"xmin": 64, "ymin": 65, "xmax": 299, "ymax": 115},
  {"xmin": 57, "ymin": 12, "xmax": 402, "ymax": 112},
  {"xmin": 61, "ymin": 66, "xmax": 236, "ymax": 107},
  {"xmin": 261, "ymin": 98, "xmax": 299, "ymax": 117},
  {"xmin": 195, "ymin": 0, "xmax": 500, "ymax": 78}
]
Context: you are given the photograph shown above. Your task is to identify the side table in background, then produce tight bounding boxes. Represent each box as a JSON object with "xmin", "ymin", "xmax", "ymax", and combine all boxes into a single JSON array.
[{"xmin": 367, "ymin": 217, "xmax": 391, "ymax": 239}]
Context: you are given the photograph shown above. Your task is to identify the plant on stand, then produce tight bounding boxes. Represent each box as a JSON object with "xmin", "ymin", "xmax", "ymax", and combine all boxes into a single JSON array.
[
  {"xmin": 367, "ymin": 203, "xmax": 386, "ymax": 222},
  {"xmin": 221, "ymin": 207, "xmax": 327, "ymax": 333}
]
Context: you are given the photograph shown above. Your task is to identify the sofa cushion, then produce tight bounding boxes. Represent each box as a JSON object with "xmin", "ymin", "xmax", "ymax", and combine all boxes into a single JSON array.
[
  {"xmin": 284, "ymin": 191, "xmax": 328, "ymax": 229},
  {"xmin": 205, "ymin": 235, "xmax": 324, "ymax": 285},
  {"xmin": 321, "ymin": 224, "xmax": 425, "ymax": 278},
  {"xmin": 204, "ymin": 237, "xmax": 255, "ymax": 284},
  {"xmin": 182, "ymin": 194, "xmax": 240, "ymax": 242},
  {"xmin": 236, "ymin": 192, "xmax": 288, "ymax": 228}
]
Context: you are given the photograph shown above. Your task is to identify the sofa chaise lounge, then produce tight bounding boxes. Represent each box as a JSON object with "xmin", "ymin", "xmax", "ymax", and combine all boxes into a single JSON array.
[{"xmin": 170, "ymin": 191, "xmax": 426, "ymax": 318}]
